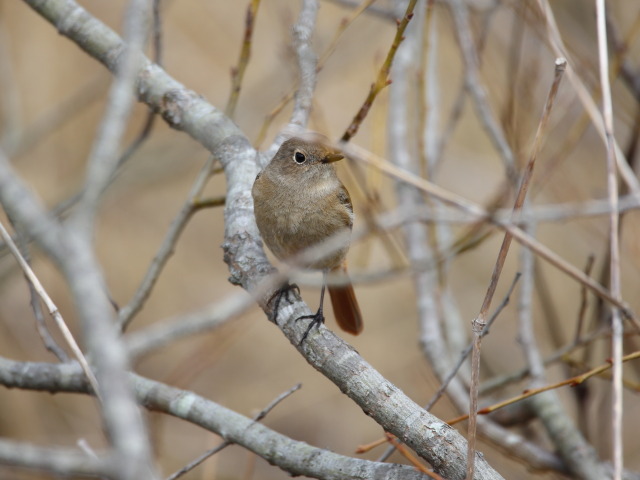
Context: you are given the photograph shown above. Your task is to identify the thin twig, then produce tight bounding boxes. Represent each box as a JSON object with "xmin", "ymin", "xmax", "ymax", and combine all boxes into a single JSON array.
[
  {"xmin": 71, "ymin": 0, "xmax": 150, "ymax": 237},
  {"xmin": 605, "ymin": 8, "xmax": 640, "ymax": 101},
  {"xmin": 254, "ymin": 383, "xmax": 303, "ymax": 421},
  {"xmin": 118, "ymin": 156, "xmax": 216, "ymax": 330},
  {"xmin": 447, "ymin": 350, "xmax": 640, "ymax": 427},
  {"xmin": 125, "ymin": 292, "xmax": 247, "ymax": 359},
  {"xmin": 116, "ymin": 0, "xmax": 163, "ymax": 168},
  {"xmin": 342, "ymin": 139, "xmax": 636, "ymax": 321},
  {"xmin": 479, "ymin": 325, "xmax": 612, "ymax": 396},
  {"xmin": 340, "ymin": 0, "xmax": 418, "ymax": 142},
  {"xmin": 473, "ymin": 57, "xmax": 566, "ymax": 321},
  {"xmin": 574, "ymin": 254, "xmax": 596, "ymax": 344},
  {"xmin": 192, "ymin": 195, "xmax": 225, "ymax": 210},
  {"xmin": 518, "ymin": 217, "xmax": 604, "ymax": 479},
  {"xmin": 535, "ymin": 0, "xmax": 640, "ymax": 195},
  {"xmin": 562, "ymin": 357, "xmax": 640, "ymax": 392},
  {"xmin": 447, "ymin": 0, "xmax": 516, "ymax": 181},
  {"xmin": 8, "ymin": 216, "xmax": 69, "ymax": 362},
  {"xmin": 226, "ymin": 0, "xmax": 261, "ymax": 118},
  {"xmin": 534, "ymin": 7, "xmax": 640, "ymax": 196},
  {"xmin": 432, "ymin": 3, "xmax": 509, "ymax": 173},
  {"xmin": 166, "ymin": 383, "xmax": 301, "ymax": 480},
  {"xmin": 430, "ymin": 274, "xmax": 520, "ymax": 410},
  {"xmin": 324, "ymin": 0, "xmax": 397, "ymax": 20},
  {"xmin": 254, "ymin": 0, "xmax": 376, "ymax": 147},
  {"xmin": 25, "ymin": 0, "xmax": 164, "ymax": 224},
  {"xmin": 375, "ymin": 273, "xmax": 521, "ymax": 463},
  {"xmin": 466, "ymin": 58, "xmax": 566, "ymax": 478},
  {"xmin": 382, "ymin": 2, "xmax": 436, "ymax": 465},
  {"xmin": 2, "ymin": 74, "xmax": 108, "ymax": 159},
  {"xmin": 384, "ymin": 433, "xmax": 444, "ymax": 479},
  {"xmin": 596, "ymin": 1, "xmax": 623, "ymax": 477},
  {"xmin": 573, "ymin": 255, "xmax": 596, "ymax": 433},
  {"xmin": 0, "ymin": 220, "xmax": 100, "ymax": 397}
]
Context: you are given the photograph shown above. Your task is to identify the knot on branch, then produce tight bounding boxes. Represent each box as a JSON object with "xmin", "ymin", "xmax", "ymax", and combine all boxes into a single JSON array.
[
  {"xmin": 161, "ymin": 89, "xmax": 193, "ymax": 128},
  {"xmin": 222, "ymin": 232, "xmax": 274, "ymax": 288}
]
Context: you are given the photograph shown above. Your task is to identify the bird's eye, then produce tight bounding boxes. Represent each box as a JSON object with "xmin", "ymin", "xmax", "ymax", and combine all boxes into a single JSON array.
[{"xmin": 294, "ymin": 151, "xmax": 306, "ymax": 164}]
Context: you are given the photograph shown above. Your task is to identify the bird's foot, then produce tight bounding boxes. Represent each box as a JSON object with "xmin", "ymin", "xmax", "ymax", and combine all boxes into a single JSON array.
[
  {"xmin": 297, "ymin": 310, "xmax": 325, "ymax": 345},
  {"xmin": 268, "ymin": 283, "xmax": 300, "ymax": 325}
]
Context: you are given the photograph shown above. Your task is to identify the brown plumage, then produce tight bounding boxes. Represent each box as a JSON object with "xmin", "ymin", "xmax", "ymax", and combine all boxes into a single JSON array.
[
  {"xmin": 251, "ymin": 136, "xmax": 363, "ymax": 338},
  {"xmin": 328, "ymin": 265, "xmax": 363, "ymax": 335}
]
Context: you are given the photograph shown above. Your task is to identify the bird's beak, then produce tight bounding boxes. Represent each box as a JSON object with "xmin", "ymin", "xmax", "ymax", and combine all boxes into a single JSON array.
[{"xmin": 323, "ymin": 153, "xmax": 344, "ymax": 163}]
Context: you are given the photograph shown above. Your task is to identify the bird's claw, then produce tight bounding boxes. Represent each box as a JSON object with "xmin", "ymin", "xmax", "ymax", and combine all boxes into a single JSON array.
[
  {"xmin": 297, "ymin": 311, "xmax": 325, "ymax": 345},
  {"xmin": 269, "ymin": 283, "xmax": 300, "ymax": 324}
]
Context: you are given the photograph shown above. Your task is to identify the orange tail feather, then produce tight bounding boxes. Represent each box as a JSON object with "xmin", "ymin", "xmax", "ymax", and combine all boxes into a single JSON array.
[{"xmin": 328, "ymin": 266, "xmax": 363, "ymax": 335}]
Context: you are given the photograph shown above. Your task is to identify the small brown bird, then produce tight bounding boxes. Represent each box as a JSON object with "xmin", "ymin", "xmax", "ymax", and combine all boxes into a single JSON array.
[{"xmin": 252, "ymin": 136, "xmax": 363, "ymax": 341}]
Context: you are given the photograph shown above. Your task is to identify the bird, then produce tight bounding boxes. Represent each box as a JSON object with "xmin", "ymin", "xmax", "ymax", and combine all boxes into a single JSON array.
[{"xmin": 252, "ymin": 136, "xmax": 363, "ymax": 342}]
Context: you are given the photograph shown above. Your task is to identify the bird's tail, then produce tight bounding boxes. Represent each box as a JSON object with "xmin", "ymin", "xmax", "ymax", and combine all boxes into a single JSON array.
[{"xmin": 328, "ymin": 264, "xmax": 363, "ymax": 335}]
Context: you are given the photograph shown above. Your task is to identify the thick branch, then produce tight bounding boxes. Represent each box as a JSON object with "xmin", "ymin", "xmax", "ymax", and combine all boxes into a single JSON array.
[
  {"xmin": 290, "ymin": 0, "xmax": 319, "ymax": 128},
  {"xmin": 0, "ymin": 137, "xmax": 157, "ymax": 480},
  {"xmin": 0, "ymin": 357, "xmax": 430, "ymax": 480}
]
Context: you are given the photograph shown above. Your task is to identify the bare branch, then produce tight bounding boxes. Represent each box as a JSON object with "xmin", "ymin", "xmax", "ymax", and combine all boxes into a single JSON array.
[
  {"xmin": 377, "ymin": 274, "xmax": 521, "ymax": 463},
  {"xmin": 118, "ymin": 156, "xmax": 216, "ymax": 330},
  {"xmin": 0, "ymin": 219, "xmax": 100, "ymax": 397},
  {"xmin": 254, "ymin": 0, "xmax": 378, "ymax": 148},
  {"xmin": 343, "ymin": 143, "xmax": 635, "ymax": 321},
  {"xmin": 428, "ymin": 273, "xmax": 521, "ymax": 411},
  {"xmin": 166, "ymin": 383, "xmax": 301, "ymax": 480},
  {"xmin": 7, "ymin": 216, "xmax": 69, "ymax": 361},
  {"xmin": 448, "ymin": 350, "xmax": 640, "ymax": 427},
  {"xmin": 446, "ymin": 0, "xmax": 516, "ymax": 179},
  {"xmin": 21, "ymin": 0, "xmax": 251, "ymax": 157},
  {"xmin": 0, "ymin": 142, "xmax": 157, "ymax": 480},
  {"xmin": 71, "ymin": 0, "xmax": 151, "ymax": 237},
  {"xmin": 116, "ymin": 0, "xmax": 163, "ymax": 169},
  {"xmin": 0, "ymin": 437, "xmax": 112, "ymax": 479},
  {"xmin": 1, "ymin": 74, "xmax": 107, "ymax": 159},
  {"xmin": 1, "ymin": 2, "xmax": 161, "ymax": 475},
  {"xmin": 323, "ymin": 0, "xmax": 397, "ymax": 21},
  {"xmin": 518, "ymin": 222, "xmax": 607, "ymax": 480},
  {"xmin": 0, "ymin": 16, "xmax": 22, "ymax": 149},
  {"xmin": 535, "ymin": 0, "xmax": 640, "ymax": 195},
  {"xmin": 0, "ymin": 357, "xmax": 433, "ymax": 480},
  {"xmin": 466, "ymin": 57, "xmax": 567, "ymax": 477},
  {"xmin": 226, "ymin": 0, "xmax": 261, "ymax": 119},
  {"xmin": 17, "ymin": 1, "xmax": 639, "ymax": 478},
  {"xmin": 596, "ymin": 1, "xmax": 624, "ymax": 477},
  {"xmin": 125, "ymin": 292, "xmax": 255, "ymax": 359},
  {"xmin": 341, "ymin": 0, "xmax": 418, "ymax": 142},
  {"xmin": 289, "ymin": 0, "xmax": 319, "ymax": 129},
  {"xmin": 605, "ymin": 8, "xmax": 640, "ymax": 100}
]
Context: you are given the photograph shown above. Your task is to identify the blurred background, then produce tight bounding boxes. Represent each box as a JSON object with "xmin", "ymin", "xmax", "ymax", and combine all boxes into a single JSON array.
[{"xmin": 0, "ymin": 0, "xmax": 639, "ymax": 478}]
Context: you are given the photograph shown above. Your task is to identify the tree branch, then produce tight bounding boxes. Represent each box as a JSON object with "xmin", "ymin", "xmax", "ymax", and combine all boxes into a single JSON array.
[
  {"xmin": 18, "ymin": 1, "xmax": 506, "ymax": 478},
  {"xmin": 0, "ymin": 146, "xmax": 157, "ymax": 480},
  {"xmin": 0, "ymin": 437, "xmax": 112, "ymax": 479},
  {"xmin": 0, "ymin": 356, "xmax": 431, "ymax": 480}
]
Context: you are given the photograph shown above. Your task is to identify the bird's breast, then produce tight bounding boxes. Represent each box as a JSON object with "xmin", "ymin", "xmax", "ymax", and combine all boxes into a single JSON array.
[{"xmin": 252, "ymin": 174, "xmax": 352, "ymax": 269}]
